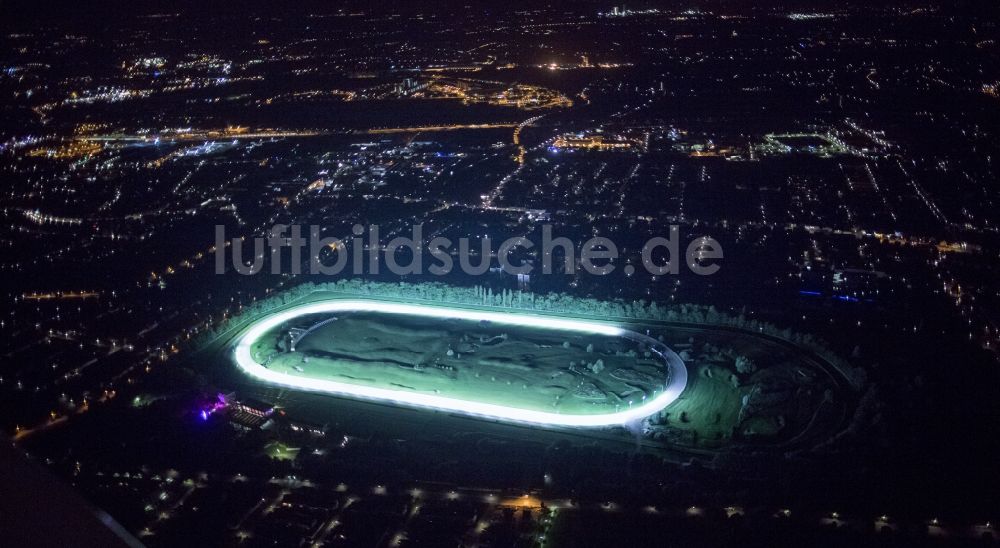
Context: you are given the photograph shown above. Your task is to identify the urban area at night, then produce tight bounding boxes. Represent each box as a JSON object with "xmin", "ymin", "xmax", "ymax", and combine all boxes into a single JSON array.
[{"xmin": 1, "ymin": 1, "xmax": 999, "ymax": 547}]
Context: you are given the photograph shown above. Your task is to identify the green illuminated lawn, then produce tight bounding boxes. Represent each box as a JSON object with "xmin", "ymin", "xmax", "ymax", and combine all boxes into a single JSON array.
[{"xmin": 250, "ymin": 311, "xmax": 668, "ymax": 416}]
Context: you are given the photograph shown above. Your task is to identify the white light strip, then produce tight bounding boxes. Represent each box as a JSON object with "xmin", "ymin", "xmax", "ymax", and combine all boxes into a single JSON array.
[{"xmin": 232, "ymin": 299, "xmax": 687, "ymax": 427}]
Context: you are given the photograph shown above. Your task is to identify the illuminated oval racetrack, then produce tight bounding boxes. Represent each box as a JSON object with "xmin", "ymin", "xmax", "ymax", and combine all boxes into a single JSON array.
[{"xmin": 233, "ymin": 299, "xmax": 688, "ymax": 427}]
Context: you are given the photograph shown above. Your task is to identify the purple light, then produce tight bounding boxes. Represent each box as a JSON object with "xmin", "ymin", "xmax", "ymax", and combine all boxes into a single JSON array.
[{"xmin": 200, "ymin": 410, "xmax": 208, "ymax": 421}]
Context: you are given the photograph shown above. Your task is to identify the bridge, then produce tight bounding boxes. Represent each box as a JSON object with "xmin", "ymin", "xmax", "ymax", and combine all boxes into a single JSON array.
[{"xmin": 287, "ymin": 316, "xmax": 338, "ymax": 352}]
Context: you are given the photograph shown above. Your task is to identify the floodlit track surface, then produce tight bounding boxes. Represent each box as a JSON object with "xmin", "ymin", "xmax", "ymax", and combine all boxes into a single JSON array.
[{"xmin": 233, "ymin": 299, "xmax": 687, "ymax": 428}]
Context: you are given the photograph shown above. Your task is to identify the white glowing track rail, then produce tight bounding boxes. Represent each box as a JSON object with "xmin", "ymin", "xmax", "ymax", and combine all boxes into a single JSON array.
[{"xmin": 233, "ymin": 299, "xmax": 688, "ymax": 427}]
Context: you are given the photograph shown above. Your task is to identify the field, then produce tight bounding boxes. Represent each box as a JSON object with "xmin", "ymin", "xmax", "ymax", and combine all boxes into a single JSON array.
[
  {"xmin": 228, "ymin": 296, "xmax": 843, "ymax": 446},
  {"xmin": 234, "ymin": 300, "xmax": 687, "ymax": 426}
]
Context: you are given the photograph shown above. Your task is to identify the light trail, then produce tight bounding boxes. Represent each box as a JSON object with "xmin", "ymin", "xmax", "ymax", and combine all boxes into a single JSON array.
[{"xmin": 233, "ymin": 299, "xmax": 687, "ymax": 428}]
